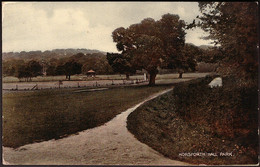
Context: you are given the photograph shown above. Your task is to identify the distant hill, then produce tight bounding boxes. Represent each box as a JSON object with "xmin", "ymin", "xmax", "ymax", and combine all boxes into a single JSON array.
[
  {"xmin": 186, "ymin": 43, "xmax": 196, "ymax": 47},
  {"xmin": 2, "ymin": 48, "xmax": 106, "ymax": 61},
  {"xmin": 186, "ymin": 43, "xmax": 214, "ymax": 50},
  {"xmin": 198, "ymin": 45, "xmax": 214, "ymax": 50}
]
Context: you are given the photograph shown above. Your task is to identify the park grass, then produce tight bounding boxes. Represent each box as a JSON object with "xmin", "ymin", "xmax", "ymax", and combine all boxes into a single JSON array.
[
  {"xmin": 2, "ymin": 74, "xmax": 142, "ymax": 83},
  {"xmin": 2, "ymin": 73, "xmax": 210, "ymax": 83},
  {"xmin": 2, "ymin": 84, "xmax": 173, "ymax": 148},
  {"xmin": 2, "ymin": 76, "xmax": 20, "ymax": 83},
  {"xmin": 155, "ymin": 72, "xmax": 211, "ymax": 80}
]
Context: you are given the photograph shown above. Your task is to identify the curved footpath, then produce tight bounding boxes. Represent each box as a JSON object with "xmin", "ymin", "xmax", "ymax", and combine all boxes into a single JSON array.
[{"xmin": 3, "ymin": 88, "xmax": 190, "ymax": 165}]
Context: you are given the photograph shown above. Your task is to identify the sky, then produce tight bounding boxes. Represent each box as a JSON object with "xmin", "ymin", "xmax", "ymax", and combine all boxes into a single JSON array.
[{"xmin": 2, "ymin": 2, "xmax": 214, "ymax": 53}]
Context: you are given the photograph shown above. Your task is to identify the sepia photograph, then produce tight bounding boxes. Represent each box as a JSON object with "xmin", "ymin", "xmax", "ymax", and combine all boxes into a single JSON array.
[{"xmin": 2, "ymin": 1, "xmax": 259, "ymax": 166}]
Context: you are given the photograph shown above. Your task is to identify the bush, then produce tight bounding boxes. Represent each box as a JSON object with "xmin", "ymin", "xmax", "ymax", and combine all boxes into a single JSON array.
[
  {"xmin": 127, "ymin": 74, "xmax": 258, "ymax": 165},
  {"xmin": 196, "ymin": 62, "xmax": 218, "ymax": 72},
  {"xmin": 173, "ymin": 75, "xmax": 257, "ymax": 140}
]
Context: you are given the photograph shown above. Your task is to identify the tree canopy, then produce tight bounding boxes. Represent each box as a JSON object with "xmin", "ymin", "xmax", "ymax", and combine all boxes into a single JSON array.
[
  {"xmin": 15, "ymin": 60, "xmax": 42, "ymax": 81},
  {"xmin": 63, "ymin": 61, "xmax": 82, "ymax": 81},
  {"xmin": 106, "ymin": 52, "xmax": 135, "ymax": 79},
  {"xmin": 198, "ymin": 2, "xmax": 258, "ymax": 82},
  {"xmin": 112, "ymin": 13, "xmax": 188, "ymax": 85}
]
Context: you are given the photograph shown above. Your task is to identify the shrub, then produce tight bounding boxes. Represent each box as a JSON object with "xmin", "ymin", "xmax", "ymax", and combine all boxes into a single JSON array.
[
  {"xmin": 127, "ymin": 74, "xmax": 258, "ymax": 165},
  {"xmin": 196, "ymin": 62, "xmax": 218, "ymax": 72}
]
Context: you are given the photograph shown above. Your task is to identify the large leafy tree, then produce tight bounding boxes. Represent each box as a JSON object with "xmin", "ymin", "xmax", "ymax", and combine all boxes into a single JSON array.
[
  {"xmin": 106, "ymin": 53, "xmax": 135, "ymax": 79},
  {"xmin": 112, "ymin": 18, "xmax": 162, "ymax": 85},
  {"xmin": 63, "ymin": 61, "xmax": 82, "ymax": 80},
  {"xmin": 55, "ymin": 65, "xmax": 65, "ymax": 76},
  {"xmin": 197, "ymin": 47, "xmax": 224, "ymax": 64},
  {"xmin": 131, "ymin": 34, "xmax": 164, "ymax": 84},
  {"xmin": 158, "ymin": 14, "xmax": 188, "ymax": 78},
  {"xmin": 198, "ymin": 2, "xmax": 258, "ymax": 83},
  {"xmin": 15, "ymin": 60, "xmax": 42, "ymax": 81},
  {"xmin": 179, "ymin": 44, "xmax": 198, "ymax": 77},
  {"xmin": 3, "ymin": 59, "xmax": 25, "ymax": 77},
  {"xmin": 112, "ymin": 14, "xmax": 187, "ymax": 85},
  {"xmin": 16, "ymin": 65, "xmax": 30, "ymax": 81},
  {"xmin": 82, "ymin": 56, "xmax": 113, "ymax": 75},
  {"xmin": 27, "ymin": 60, "xmax": 43, "ymax": 77},
  {"xmin": 46, "ymin": 65, "xmax": 56, "ymax": 76}
]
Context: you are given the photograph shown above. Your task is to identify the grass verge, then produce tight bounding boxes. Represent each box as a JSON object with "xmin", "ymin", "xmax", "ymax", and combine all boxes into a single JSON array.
[
  {"xmin": 3, "ymin": 73, "xmax": 210, "ymax": 83},
  {"xmin": 127, "ymin": 75, "xmax": 258, "ymax": 165},
  {"xmin": 2, "ymin": 74, "xmax": 142, "ymax": 83},
  {"xmin": 3, "ymin": 85, "xmax": 172, "ymax": 148}
]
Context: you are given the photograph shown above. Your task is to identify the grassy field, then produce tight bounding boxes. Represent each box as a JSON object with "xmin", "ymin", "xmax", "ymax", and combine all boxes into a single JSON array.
[
  {"xmin": 3, "ymin": 84, "xmax": 173, "ymax": 148},
  {"xmin": 127, "ymin": 76, "xmax": 258, "ymax": 165},
  {"xmin": 2, "ymin": 74, "xmax": 141, "ymax": 83},
  {"xmin": 2, "ymin": 72, "xmax": 211, "ymax": 83}
]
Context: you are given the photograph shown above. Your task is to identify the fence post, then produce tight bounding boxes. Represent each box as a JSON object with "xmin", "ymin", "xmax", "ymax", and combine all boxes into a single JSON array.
[{"xmin": 58, "ymin": 80, "xmax": 63, "ymax": 89}]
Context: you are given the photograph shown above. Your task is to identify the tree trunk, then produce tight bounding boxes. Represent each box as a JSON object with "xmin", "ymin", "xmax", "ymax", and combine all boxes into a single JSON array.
[
  {"xmin": 148, "ymin": 73, "xmax": 157, "ymax": 86},
  {"xmin": 68, "ymin": 75, "xmax": 71, "ymax": 81},
  {"xmin": 178, "ymin": 72, "xmax": 183, "ymax": 78},
  {"xmin": 126, "ymin": 74, "xmax": 130, "ymax": 80}
]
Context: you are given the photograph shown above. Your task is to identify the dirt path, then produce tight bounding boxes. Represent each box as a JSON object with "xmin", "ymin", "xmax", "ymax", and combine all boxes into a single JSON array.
[{"xmin": 3, "ymin": 88, "xmax": 190, "ymax": 165}]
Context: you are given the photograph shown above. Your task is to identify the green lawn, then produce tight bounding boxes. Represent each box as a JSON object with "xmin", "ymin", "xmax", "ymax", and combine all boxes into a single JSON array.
[
  {"xmin": 2, "ymin": 73, "xmax": 210, "ymax": 83},
  {"xmin": 2, "ymin": 74, "xmax": 142, "ymax": 83},
  {"xmin": 3, "ymin": 85, "xmax": 173, "ymax": 148}
]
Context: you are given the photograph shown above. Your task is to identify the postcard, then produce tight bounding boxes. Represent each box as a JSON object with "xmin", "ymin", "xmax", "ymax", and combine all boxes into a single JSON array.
[{"xmin": 2, "ymin": 2, "xmax": 259, "ymax": 166}]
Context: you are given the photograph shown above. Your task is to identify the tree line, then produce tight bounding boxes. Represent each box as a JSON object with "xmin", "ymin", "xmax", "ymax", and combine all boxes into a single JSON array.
[
  {"xmin": 107, "ymin": 2, "xmax": 257, "ymax": 86},
  {"xmin": 3, "ymin": 44, "xmax": 218, "ymax": 82},
  {"xmin": 2, "ymin": 49, "xmax": 105, "ymax": 61},
  {"xmin": 3, "ymin": 52, "xmax": 114, "ymax": 81},
  {"xmin": 106, "ymin": 13, "xmax": 223, "ymax": 85}
]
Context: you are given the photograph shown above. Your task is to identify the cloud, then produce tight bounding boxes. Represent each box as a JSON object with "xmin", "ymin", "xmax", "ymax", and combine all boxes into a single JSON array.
[
  {"xmin": 2, "ymin": 2, "xmax": 213, "ymax": 53},
  {"xmin": 3, "ymin": 3, "xmax": 91, "ymax": 52},
  {"xmin": 186, "ymin": 28, "xmax": 214, "ymax": 46}
]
